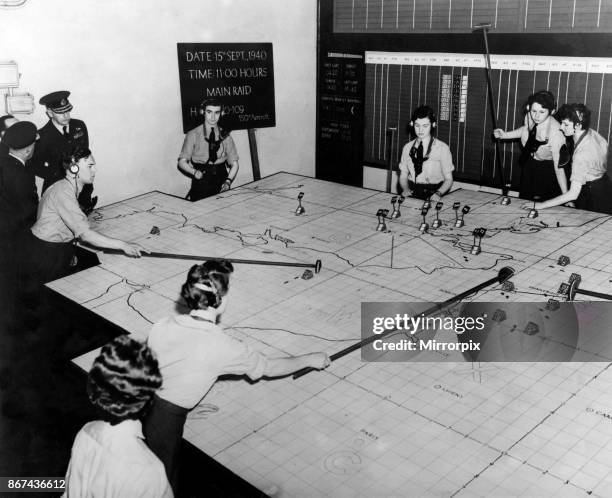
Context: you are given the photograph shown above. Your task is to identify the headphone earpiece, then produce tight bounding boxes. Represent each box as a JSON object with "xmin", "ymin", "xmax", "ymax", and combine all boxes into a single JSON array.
[
  {"xmin": 409, "ymin": 121, "xmax": 414, "ymax": 127},
  {"xmin": 69, "ymin": 160, "xmax": 79, "ymax": 175}
]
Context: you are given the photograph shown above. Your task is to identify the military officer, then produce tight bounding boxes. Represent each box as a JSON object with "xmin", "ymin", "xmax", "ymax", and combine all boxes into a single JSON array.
[
  {"xmin": 30, "ymin": 90, "xmax": 96, "ymax": 213},
  {"xmin": 0, "ymin": 121, "xmax": 39, "ymax": 299}
]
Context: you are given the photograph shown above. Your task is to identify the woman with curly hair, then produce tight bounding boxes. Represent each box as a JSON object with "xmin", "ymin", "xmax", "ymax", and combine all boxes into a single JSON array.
[{"xmin": 63, "ymin": 335, "xmax": 172, "ymax": 497}]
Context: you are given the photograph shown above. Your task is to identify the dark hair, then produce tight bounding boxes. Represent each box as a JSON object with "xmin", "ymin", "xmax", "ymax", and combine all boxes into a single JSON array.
[
  {"xmin": 87, "ymin": 335, "xmax": 162, "ymax": 424},
  {"xmin": 200, "ymin": 98, "xmax": 224, "ymax": 110},
  {"xmin": 528, "ymin": 90, "xmax": 556, "ymax": 112},
  {"xmin": 556, "ymin": 103, "xmax": 591, "ymax": 130},
  {"xmin": 0, "ymin": 114, "xmax": 16, "ymax": 135},
  {"xmin": 411, "ymin": 105, "xmax": 437, "ymax": 126},
  {"xmin": 181, "ymin": 260, "xmax": 234, "ymax": 310},
  {"xmin": 62, "ymin": 146, "xmax": 92, "ymax": 171}
]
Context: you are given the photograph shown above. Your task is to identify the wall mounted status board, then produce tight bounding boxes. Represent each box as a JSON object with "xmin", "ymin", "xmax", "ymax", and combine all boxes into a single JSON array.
[
  {"xmin": 177, "ymin": 43, "xmax": 275, "ymax": 133},
  {"xmin": 334, "ymin": 0, "xmax": 612, "ymax": 33},
  {"xmin": 365, "ymin": 51, "xmax": 612, "ymax": 189},
  {"xmin": 317, "ymin": 52, "xmax": 365, "ymax": 187}
]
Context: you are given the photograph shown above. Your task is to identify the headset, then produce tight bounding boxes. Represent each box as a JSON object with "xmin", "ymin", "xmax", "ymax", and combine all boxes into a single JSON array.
[
  {"xmin": 410, "ymin": 120, "xmax": 437, "ymax": 128},
  {"xmin": 527, "ymin": 90, "xmax": 556, "ymax": 113},
  {"xmin": 199, "ymin": 99, "xmax": 226, "ymax": 116},
  {"xmin": 409, "ymin": 106, "xmax": 437, "ymax": 129}
]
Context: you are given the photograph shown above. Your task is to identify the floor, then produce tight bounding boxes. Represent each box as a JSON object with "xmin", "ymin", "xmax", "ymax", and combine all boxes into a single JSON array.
[{"xmin": 0, "ymin": 249, "xmax": 267, "ymax": 498}]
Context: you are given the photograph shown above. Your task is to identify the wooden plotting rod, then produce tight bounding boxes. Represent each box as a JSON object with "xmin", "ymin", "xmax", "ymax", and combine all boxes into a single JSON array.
[
  {"xmin": 292, "ymin": 266, "xmax": 515, "ymax": 379},
  {"xmin": 473, "ymin": 22, "xmax": 509, "ymax": 197},
  {"xmin": 103, "ymin": 249, "xmax": 322, "ymax": 274}
]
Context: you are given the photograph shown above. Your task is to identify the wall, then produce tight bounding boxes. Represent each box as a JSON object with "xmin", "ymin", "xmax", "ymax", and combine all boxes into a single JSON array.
[{"xmin": 0, "ymin": 0, "xmax": 317, "ymax": 204}]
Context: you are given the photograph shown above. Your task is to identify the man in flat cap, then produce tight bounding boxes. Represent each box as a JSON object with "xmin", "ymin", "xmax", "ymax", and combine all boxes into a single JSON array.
[
  {"xmin": 30, "ymin": 90, "xmax": 96, "ymax": 213},
  {"xmin": 0, "ymin": 121, "xmax": 39, "ymax": 303}
]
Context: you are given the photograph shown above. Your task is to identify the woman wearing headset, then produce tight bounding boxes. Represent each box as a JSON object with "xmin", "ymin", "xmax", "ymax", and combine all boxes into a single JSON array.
[
  {"xmin": 178, "ymin": 98, "xmax": 240, "ymax": 201},
  {"xmin": 398, "ymin": 105, "xmax": 455, "ymax": 202},
  {"xmin": 26, "ymin": 147, "xmax": 146, "ymax": 284},
  {"xmin": 523, "ymin": 103, "xmax": 612, "ymax": 214},
  {"xmin": 494, "ymin": 90, "xmax": 567, "ymax": 201}
]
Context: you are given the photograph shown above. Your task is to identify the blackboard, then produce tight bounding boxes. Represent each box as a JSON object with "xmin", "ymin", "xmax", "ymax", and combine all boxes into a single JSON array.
[
  {"xmin": 177, "ymin": 42, "xmax": 275, "ymax": 133},
  {"xmin": 316, "ymin": 52, "xmax": 365, "ymax": 187}
]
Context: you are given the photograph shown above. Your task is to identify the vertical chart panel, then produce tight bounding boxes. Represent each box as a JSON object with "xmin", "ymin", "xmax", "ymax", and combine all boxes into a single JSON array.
[
  {"xmin": 495, "ymin": 69, "xmax": 516, "ymax": 177},
  {"xmin": 601, "ymin": 1, "xmax": 612, "ymax": 30},
  {"xmin": 549, "ymin": 0, "xmax": 575, "ymax": 30},
  {"xmin": 381, "ymin": 0, "xmax": 400, "ymax": 31},
  {"xmin": 598, "ymin": 75, "xmax": 612, "ymax": 143},
  {"xmin": 532, "ymin": 69, "xmax": 550, "ymax": 93},
  {"xmin": 334, "ymin": 0, "xmax": 355, "ymax": 31},
  {"xmin": 364, "ymin": 63, "xmax": 380, "ymax": 163},
  {"xmin": 397, "ymin": 65, "xmax": 417, "ymax": 162},
  {"xmin": 547, "ymin": 70, "xmax": 563, "ymax": 104},
  {"xmin": 472, "ymin": 1, "xmax": 498, "ymax": 29},
  {"xmin": 352, "ymin": 0, "xmax": 369, "ymax": 30},
  {"xmin": 414, "ymin": 0, "xmax": 433, "ymax": 30},
  {"xmin": 452, "ymin": 66, "xmax": 470, "ymax": 174},
  {"xmin": 334, "ymin": 0, "xmax": 612, "ymax": 32},
  {"xmin": 397, "ymin": 0, "xmax": 416, "ymax": 30},
  {"xmin": 384, "ymin": 64, "xmax": 403, "ymax": 161},
  {"xmin": 484, "ymin": 68, "xmax": 503, "ymax": 185},
  {"xmin": 463, "ymin": 65, "xmax": 488, "ymax": 181},
  {"xmin": 425, "ymin": 61, "xmax": 442, "ymax": 113},
  {"xmin": 573, "ymin": 0, "xmax": 603, "ymax": 29},
  {"xmin": 565, "ymin": 72, "xmax": 588, "ymax": 104},
  {"xmin": 366, "ymin": 0, "xmax": 383, "ymax": 31},
  {"xmin": 431, "ymin": 0, "xmax": 451, "ymax": 30},
  {"xmin": 437, "ymin": 65, "xmax": 454, "ymax": 150},
  {"xmin": 449, "ymin": 0, "xmax": 476, "ymax": 31},
  {"xmin": 495, "ymin": 0, "xmax": 524, "ymax": 30},
  {"xmin": 584, "ymin": 72, "xmax": 605, "ymax": 125}
]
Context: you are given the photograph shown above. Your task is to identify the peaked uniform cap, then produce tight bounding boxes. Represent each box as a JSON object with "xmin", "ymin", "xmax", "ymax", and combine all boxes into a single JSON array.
[{"xmin": 39, "ymin": 90, "xmax": 73, "ymax": 113}]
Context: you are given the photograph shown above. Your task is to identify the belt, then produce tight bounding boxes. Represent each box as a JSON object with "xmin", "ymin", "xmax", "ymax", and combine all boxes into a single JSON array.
[{"xmin": 192, "ymin": 161, "xmax": 226, "ymax": 168}]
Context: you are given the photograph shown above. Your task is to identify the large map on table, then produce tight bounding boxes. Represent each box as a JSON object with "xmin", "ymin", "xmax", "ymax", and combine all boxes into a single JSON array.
[{"xmin": 49, "ymin": 173, "xmax": 612, "ymax": 497}]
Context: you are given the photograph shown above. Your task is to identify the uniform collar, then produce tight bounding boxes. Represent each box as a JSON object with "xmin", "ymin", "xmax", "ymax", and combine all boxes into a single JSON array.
[
  {"xmin": 189, "ymin": 308, "xmax": 217, "ymax": 322},
  {"xmin": 52, "ymin": 120, "xmax": 68, "ymax": 135},
  {"xmin": 8, "ymin": 153, "xmax": 25, "ymax": 166},
  {"xmin": 107, "ymin": 419, "xmax": 144, "ymax": 439},
  {"xmin": 174, "ymin": 309, "xmax": 219, "ymax": 329}
]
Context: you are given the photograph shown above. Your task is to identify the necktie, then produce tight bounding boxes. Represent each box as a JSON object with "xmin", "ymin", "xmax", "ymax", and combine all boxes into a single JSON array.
[
  {"xmin": 410, "ymin": 141, "xmax": 424, "ymax": 177},
  {"xmin": 62, "ymin": 125, "xmax": 68, "ymax": 137},
  {"xmin": 525, "ymin": 123, "xmax": 548, "ymax": 154},
  {"xmin": 208, "ymin": 128, "xmax": 219, "ymax": 163}
]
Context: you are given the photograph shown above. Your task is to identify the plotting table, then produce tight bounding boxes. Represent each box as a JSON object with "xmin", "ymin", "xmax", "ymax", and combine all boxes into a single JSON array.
[{"xmin": 49, "ymin": 173, "xmax": 612, "ymax": 497}]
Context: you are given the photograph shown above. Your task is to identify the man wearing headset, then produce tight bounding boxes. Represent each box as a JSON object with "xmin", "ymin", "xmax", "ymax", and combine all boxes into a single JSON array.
[
  {"xmin": 178, "ymin": 98, "xmax": 239, "ymax": 201},
  {"xmin": 398, "ymin": 105, "xmax": 455, "ymax": 202},
  {"xmin": 27, "ymin": 147, "xmax": 146, "ymax": 285}
]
